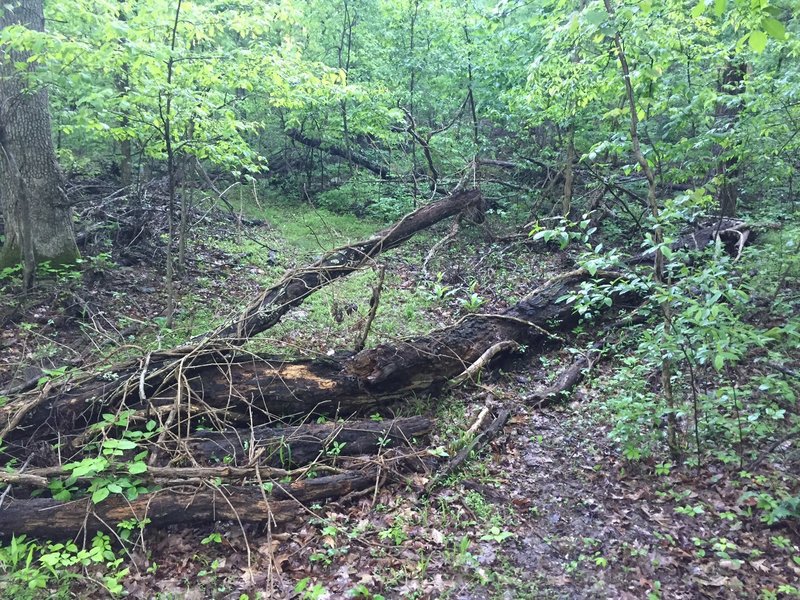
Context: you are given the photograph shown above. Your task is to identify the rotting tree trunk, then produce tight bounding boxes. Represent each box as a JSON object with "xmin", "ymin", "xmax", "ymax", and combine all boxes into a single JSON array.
[
  {"xmin": 286, "ymin": 129, "xmax": 388, "ymax": 179},
  {"xmin": 0, "ymin": 470, "xmax": 377, "ymax": 539},
  {"xmin": 188, "ymin": 416, "xmax": 432, "ymax": 466},
  {"xmin": 0, "ymin": 0, "xmax": 80, "ymax": 281},
  {"xmin": 0, "ymin": 268, "xmax": 618, "ymax": 441}
]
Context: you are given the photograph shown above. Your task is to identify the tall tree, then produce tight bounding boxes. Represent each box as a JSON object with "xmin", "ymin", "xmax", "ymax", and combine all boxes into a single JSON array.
[{"xmin": 0, "ymin": 0, "xmax": 79, "ymax": 288}]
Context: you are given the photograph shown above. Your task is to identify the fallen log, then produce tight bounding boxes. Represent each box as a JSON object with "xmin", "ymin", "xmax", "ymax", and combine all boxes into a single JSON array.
[
  {"xmin": 6, "ymin": 269, "xmax": 618, "ymax": 443},
  {"xmin": 0, "ymin": 470, "xmax": 376, "ymax": 539},
  {"xmin": 629, "ymin": 218, "xmax": 750, "ymax": 264},
  {"xmin": 187, "ymin": 415, "xmax": 432, "ymax": 466},
  {"xmin": 524, "ymin": 352, "xmax": 593, "ymax": 407},
  {"xmin": 286, "ymin": 129, "xmax": 389, "ymax": 178}
]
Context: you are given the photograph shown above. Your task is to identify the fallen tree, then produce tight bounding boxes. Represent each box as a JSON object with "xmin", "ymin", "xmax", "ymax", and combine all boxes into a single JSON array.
[
  {"xmin": 0, "ymin": 470, "xmax": 379, "ymax": 539},
  {"xmin": 286, "ymin": 129, "xmax": 389, "ymax": 179},
  {"xmin": 0, "ymin": 191, "xmax": 751, "ymax": 537},
  {"xmin": 0, "ymin": 267, "xmax": 619, "ymax": 448}
]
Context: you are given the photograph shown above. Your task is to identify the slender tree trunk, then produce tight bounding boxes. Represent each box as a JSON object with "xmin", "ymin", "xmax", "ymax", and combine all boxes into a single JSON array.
[
  {"xmin": 463, "ymin": 21, "xmax": 479, "ymax": 150},
  {"xmin": 116, "ymin": 1, "xmax": 132, "ymax": 187},
  {"xmin": 162, "ymin": 0, "xmax": 182, "ymax": 328},
  {"xmin": 338, "ymin": 0, "xmax": 355, "ymax": 173},
  {"xmin": 715, "ymin": 61, "xmax": 746, "ymax": 217},
  {"xmin": 0, "ymin": 0, "xmax": 79, "ymax": 282},
  {"xmin": 563, "ymin": 125, "xmax": 575, "ymax": 217},
  {"xmin": 408, "ymin": 0, "xmax": 419, "ymax": 206}
]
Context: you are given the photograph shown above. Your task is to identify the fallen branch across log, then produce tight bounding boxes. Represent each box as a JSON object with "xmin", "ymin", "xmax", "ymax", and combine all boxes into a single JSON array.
[{"xmin": 207, "ymin": 187, "xmax": 482, "ymax": 343}]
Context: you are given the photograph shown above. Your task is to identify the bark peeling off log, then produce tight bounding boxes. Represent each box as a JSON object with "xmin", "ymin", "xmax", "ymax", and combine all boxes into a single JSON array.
[{"xmin": 0, "ymin": 471, "xmax": 375, "ymax": 539}]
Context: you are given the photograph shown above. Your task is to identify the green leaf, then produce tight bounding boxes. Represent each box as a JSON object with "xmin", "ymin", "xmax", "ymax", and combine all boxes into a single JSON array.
[
  {"xmin": 128, "ymin": 462, "xmax": 148, "ymax": 475},
  {"xmin": 92, "ymin": 487, "xmax": 110, "ymax": 504},
  {"xmin": 713, "ymin": 0, "xmax": 727, "ymax": 17},
  {"xmin": 749, "ymin": 31, "xmax": 768, "ymax": 53},
  {"xmin": 713, "ymin": 354, "xmax": 725, "ymax": 371},
  {"xmin": 762, "ymin": 17, "xmax": 785, "ymax": 40},
  {"xmin": 53, "ymin": 489, "xmax": 72, "ymax": 502},
  {"xmin": 584, "ymin": 10, "xmax": 606, "ymax": 25},
  {"xmin": 691, "ymin": 1, "xmax": 705, "ymax": 18}
]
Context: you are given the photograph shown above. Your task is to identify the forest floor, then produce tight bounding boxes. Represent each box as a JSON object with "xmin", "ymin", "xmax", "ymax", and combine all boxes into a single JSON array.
[{"xmin": 0, "ymin": 185, "xmax": 798, "ymax": 599}]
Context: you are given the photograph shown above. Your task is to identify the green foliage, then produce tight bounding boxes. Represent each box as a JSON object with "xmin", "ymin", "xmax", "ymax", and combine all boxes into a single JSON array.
[
  {"xmin": 50, "ymin": 412, "xmax": 155, "ymax": 503},
  {"xmin": 0, "ymin": 533, "xmax": 128, "ymax": 597},
  {"xmin": 314, "ymin": 174, "xmax": 413, "ymax": 222}
]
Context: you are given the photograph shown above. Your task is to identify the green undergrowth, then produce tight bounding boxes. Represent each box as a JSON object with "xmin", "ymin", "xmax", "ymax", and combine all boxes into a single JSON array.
[{"xmin": 588, "ymin": 212, "xmax": 800, "ymax": 517}]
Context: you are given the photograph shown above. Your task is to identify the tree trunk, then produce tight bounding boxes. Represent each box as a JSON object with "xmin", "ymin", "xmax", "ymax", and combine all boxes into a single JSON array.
[
  {"xmin": 563, "ymin": 126, "xmax": 575, "ymax": 217},
  {"xmin": 0, "ymin": 471, "xmax": 377, "ymax": 539},
  {"xmin": 715, "ymin": 61, "xmax": 746, "ymax": 217},
  {"xmin": 0, "ymin": 0, "xmax": 80, "ymax": 281}
]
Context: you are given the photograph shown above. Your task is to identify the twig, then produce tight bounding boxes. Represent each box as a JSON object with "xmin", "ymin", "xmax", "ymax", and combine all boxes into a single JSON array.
[
  {"xmin": 422, "ymin": 215, "xmax": 461, "ymax": 277},
  {"xmin": 465, "ymin": 406, "xmax": 491, "ymax": 438},
  {"xmin": 354, "ymin": 265, "xmax": 386, "ymax": 352},
  {"xmin": 450, "ymin": 341, "xmax": 519, "ymax": 386},
  {"xmin": 425, "ymin": 408, "xmax": 511, "ymax": 493}
]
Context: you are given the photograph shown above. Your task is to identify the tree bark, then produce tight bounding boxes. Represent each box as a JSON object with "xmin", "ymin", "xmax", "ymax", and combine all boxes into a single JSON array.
[
  {"xmin": 0, "ymin": 471, "xmax": 376, "ymax": 539},
  {"xmin": 0, "ymin": 0, "xmax": 80, "ymax": 280},
  {"xmin": 187, "ymin": 416, "xmax": 432, "ymax": 466}
]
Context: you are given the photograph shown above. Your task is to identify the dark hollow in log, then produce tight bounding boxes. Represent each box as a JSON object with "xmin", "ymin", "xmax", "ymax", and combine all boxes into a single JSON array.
[{"xmin": 0, "ymin": 470, "xmax": 375, "ymax": 539}]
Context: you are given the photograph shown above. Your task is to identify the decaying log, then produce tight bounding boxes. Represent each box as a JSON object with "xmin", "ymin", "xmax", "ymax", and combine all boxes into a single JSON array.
[
  {"xmin": 629, "ymin": 218, "xmax": 750, "ymax": 264},
  {"xmin": 3, "ymin": 269, "xmax": 616, "ymax": 443},
  {"xmin": 524, "ymin": 352, "xmax": 593, "ymax": 407},
  {"xmin": 0, "ymin": 470, "xmax": 376, "ymax": 539},
  {"xmin": 286, "ymin": 129, "xmax": 389, "ymax": 178},
  {"xmin": 188, "ymin": 415, "xmax": 432, "ymax": 466}
]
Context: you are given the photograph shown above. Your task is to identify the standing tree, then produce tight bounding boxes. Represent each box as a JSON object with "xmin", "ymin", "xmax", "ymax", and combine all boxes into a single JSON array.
[{"xmin": 0, "ymin": 0, "xmax": 79, "ymax": 288}]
